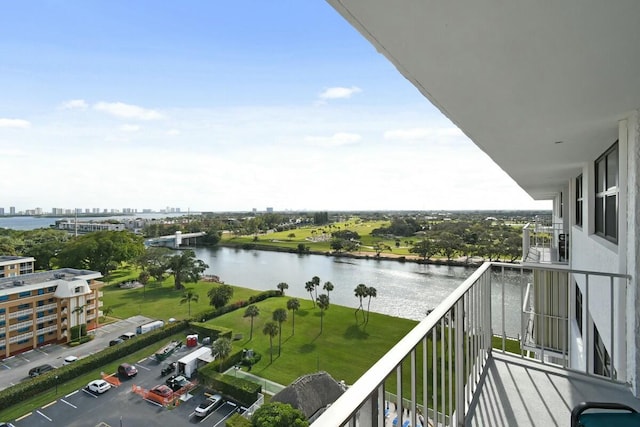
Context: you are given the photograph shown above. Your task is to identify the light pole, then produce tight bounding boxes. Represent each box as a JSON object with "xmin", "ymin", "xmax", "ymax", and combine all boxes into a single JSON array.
[{"xmin": 55, "ymin": 375, "xmax": 59, "ymax": 394}]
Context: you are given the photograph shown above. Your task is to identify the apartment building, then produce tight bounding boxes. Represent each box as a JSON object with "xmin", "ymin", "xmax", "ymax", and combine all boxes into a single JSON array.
[
  {"xmin": 0, "ymin": 256, "xmax": 35, "ymax": 278},
  {"xmin": 0, "ymin": 257, "xmax": 103, "ymax": 358},
  {"xmin": 316, "ymin": 2, "xmax": 640, "ymax": 425}
]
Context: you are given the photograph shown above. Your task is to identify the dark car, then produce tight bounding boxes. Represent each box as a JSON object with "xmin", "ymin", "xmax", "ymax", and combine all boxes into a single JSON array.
[
  {"xmin": 160, "ymin": 362, "xmax": 176, "ymax": 377},
  {"xmin": 109, "ymin": 338, "xmax": 124, "ymax": 347},
  {"xmin": 118, "ymin": 332, "xmax": 135, "ymax": 341},
  {"xmin": 117, "ymin": 363, "xmax": 138, "ymax": 378},
  {"xmin": 165, "ymin": 374, "xmax": 190, "ymax": 391},
  {"xmin": 28, "ymin": 364, "xmax": 55, "ymax": 377}
]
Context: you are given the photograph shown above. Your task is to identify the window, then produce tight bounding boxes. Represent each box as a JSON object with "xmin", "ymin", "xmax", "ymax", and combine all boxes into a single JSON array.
[
  {"xmin": 594, "ymin": 325, "xmax": 611, "ymax": 377},
  {"xmin": 37, "ymin": 289, "xmax": 44, "ymax": 295},
  {"xmin": 595, "ymin": 142, "xmax": 618, "ymax": 241},
  {"xmin": 559, "ymin": 192, "xmax": 563, "ymax": 218},
  {"xmin": 19, "ymin": 291, "xmax": 31, "ymax": 298},
  {"xmin": 74, "ymin": 287, "xmax": 81, "ymax": 293},
  {"xmin": 575, "ymin": 285, "xmax": 582, "ymax": 336},
  {"xmin": 575, "ymin": 175, "xmax": 583, "ymax": 226},
  {"xmin": 0, "ymin": 295, "xmax": 8, "ymax": 302}
]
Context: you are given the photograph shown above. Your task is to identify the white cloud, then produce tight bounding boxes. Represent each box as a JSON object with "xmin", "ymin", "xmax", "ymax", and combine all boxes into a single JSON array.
[
  {"xmin": 0, "ymin": 148, "xmax": 26, "ymax": 157},
  {"xmin": 304, "ymin": 132, "xmax": 362, "ymax": 147},
  {"xmin": 384, "ymin": 127, "xmax": 464, "ymax": 141},
  {"xmin": 94, "ymin": 102, "xmax": 164, "ymax": 120},
  {"xmin": 167, "ymin": 129, "xmax": 181, "ymax": 136},
  {"xmin": 60, "ymin": 99, "xmax": 88, "ymax": 110},
  {"xmin": 0, "ymin": 118, "xmax": 30, "ymax": 128},
  {"xmin": 318, "ymin": 86, "xmax": 362, "ymax": 100},
  {"xmin": 119, "ymin": 124, "xmax": 140, "ymax": 132}
]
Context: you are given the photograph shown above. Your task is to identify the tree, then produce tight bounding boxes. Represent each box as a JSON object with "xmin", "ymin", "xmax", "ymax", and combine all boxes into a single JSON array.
[
  {"xmin": 263, "ymin": 322, "xmax": 279, "ymax": 364},
  {"xmin": 208, "ymin": 284, "xmax": 234, "ymax": 309},
  {"xmin": 286, "ymin": 298, "xmax": 300, "ymax": 335},
  {"xmin": 212, "ymin": 337, "xmax": 232, "ymax": 372},
  {"xmin": 167, "ymin": 249, "xmax": 209, "ymax": 290},
  {"xmin": 373, "ymin": 242, "xmax": 392, "ymax": 256},
  {"xmin": 102, "ymin": 306, "xmax": 113, "ymax": 319},
  {"xmin": 272, "ymin": 308, "xmax": 288, "ymax": 356},
  {"xmin": 304, "ymin": 281, "xmax": 315, "ymax": 307},
  {"xmin": 311, "ymin": 276, "xmax": 320, "ymax": 301},
  {"xmin": 180, "ymin": 290, "xmax": 199, "ymax": 318},
  {"xmin": 244, "ymin": 305, "xmax": 260, "ymax": 340},
  {"xmin": 354, "ymin": 284, "xmax": 368, "ymax": 324},
  {"xmin": 365, "ymin": 286, "xmax": 377, "ymax": 324},
  {"xmin": 409, "ymin": 239, "xmax": 438, "ymax": 260},
  {"xmin": 21, "ymin": 228, "xmax": 69, "ymax": 270},
  {"xmin": 71, "ymin": 304, "xmax": 84, "ymax": 341},
  {"xmin": 316, "ymin": 294, "xmax": 330, "ymax": 333},
  {"xmin": 56, "ymin": 230, "xmax": 145, "ymax": 276},
  {"xmin": 287, "ymin": 233, "xmax": 296, "ymax": 240},
  {"xmin": 322, "ymin": 281, "xmax": 334, "ymax": 301},
  {"xmin": 251, "ymin": 402, "xmax": 309, "ymax": 427},
  {"xmin": 277, "ymin": 282, "xmax": 289, "ymax": 296}
]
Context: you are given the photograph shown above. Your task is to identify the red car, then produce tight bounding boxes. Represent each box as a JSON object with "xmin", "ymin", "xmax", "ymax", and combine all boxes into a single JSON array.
[
  {"xmin": 147, "ymin": 385, "xmax": 173, "ymax": 404},
  {"xmin": 118, "ymin": 363, "xmax": 138, "ymax": 378}
]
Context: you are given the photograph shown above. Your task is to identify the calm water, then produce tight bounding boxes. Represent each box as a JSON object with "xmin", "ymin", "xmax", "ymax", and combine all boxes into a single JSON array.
[{"xmin": 193, "ymin": 247, "xmax": 525, "ymax": 335}]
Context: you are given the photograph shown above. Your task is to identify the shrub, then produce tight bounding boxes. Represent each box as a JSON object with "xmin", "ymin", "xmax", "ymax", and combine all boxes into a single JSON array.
[
  {"xmin": 198, "ymin": 369, "xmax": 261, "ymax": 407},
  {"xmin": 226, "ymin": 413, "xmax": 252, "ymax": 427}
]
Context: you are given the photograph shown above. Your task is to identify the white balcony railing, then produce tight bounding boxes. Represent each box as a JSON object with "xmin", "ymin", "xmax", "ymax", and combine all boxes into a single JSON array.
[
  {"xmin": 8, "ymin": 321, "xmax": 32, "ymax": 332},
  {"xmin": 522, "ymin": 220, "xmax": 569, "ymax": 264},
  {"xmin": 312, "ymin": 262, "xmax": 630, "ymax": 426},
  {"xmin": 36, "ymin": 303, "xmax": 57, "ymax": 312},
  {"xmin": 8, "ymin": 309, "xmax": 33, "ymax": 319}
]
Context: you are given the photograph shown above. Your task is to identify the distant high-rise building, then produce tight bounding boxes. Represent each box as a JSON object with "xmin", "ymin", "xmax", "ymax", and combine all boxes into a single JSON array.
[
  {"xmin": 9, "ymin": 207, "xmax": 15, "ymax": 215},
  {"xmin": 34, "ymin": 207, "xmax": 43, "ymax": 215},
  {"xmin": 266, "ymin": 207, "xmax": 274, "ymax": 213},
  {"xmin": 0, "ymin": 208, "xmax": 4, "ymax": 216}
]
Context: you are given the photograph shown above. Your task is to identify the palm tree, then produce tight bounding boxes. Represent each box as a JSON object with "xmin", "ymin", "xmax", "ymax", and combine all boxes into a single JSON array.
[
  {"xmin": 354, "ymin": 284, "xmax": 368, "ymax": 324},
  {"xmin": 272, "ymin": 308, "xmax": 288, "ymax": 356},
  {"xmin": 311, "ymin": 276, "xmax": 321, "ymax": 301},
  {"xmin": 263, "ymin": 322, "xmax": 279, "ymax": 364},
  {"xmin": 71, "ymin": 304, "xmax": 84, "ymax": 341},
  {"xmin": 180, "ymin": 290, "xmax": 199, "ymax": 318},
  {"xmin": 305, "ymin": 281, "xmax": 315, "ymax": 307},
  {"xmin": 212, "ymin": 337, "xmax": 232, "ymax": 372},
  {"xmin": 243, "ymin": 305, "xmax": 260, "ymax": 340},
  {"xmin": 286, "ymin": 298, "xmax": 300, "ymax": 335},
  {"xmin": 277, "ymin": 282, "xmax": 289, "ymax": 295},
  {"xmin": 365, "ymin": 286, "xmax": 377, "ymax": 324},
  {"xmin": 316, "ymin": 294, "xmax": 330, "ymax": 333},
  {"xmin": 323, "ymin": 281, "xmax": 334, "ymax": 301},
  {"xmin": 101, "ymin": 306, "xmax": 113, "ymax": 322}
]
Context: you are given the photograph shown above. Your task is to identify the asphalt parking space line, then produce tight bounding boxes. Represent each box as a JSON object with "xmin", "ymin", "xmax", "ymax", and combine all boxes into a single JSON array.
[
  {"xmin": 0, "ymin": 362, "xmax": 11, "ymax": 370},
  {"xmin": 66, "ymin": 390, "xmax": 79, "ymax": 398},
  {"xmin": 137, "ymin": 357, "xmax": 148, "ymax": 364},
  {"xmin": 136, "ymin": 364, "xmax": 150, "ymax": 371},
  {"xmin": 35, "ymin": 348, "xmax": 49, "ymax": 355},
  {"xmin": 81, "ymin": 388, "xmax": 99, "ymax": 398},
  {"xmin": 15, "ymin": 412, "xmax": 32, "ymax": 421},
  {"xmin": 42, "ymin": 400, "xmax": 56, "ymax": 409},
  {"xmin": 61, "ymin": 398, "xmax": 77, "ymax": 408},
  {"xmin": 36, "ymin": 410, "xmax": 53, "ymax": 422}
]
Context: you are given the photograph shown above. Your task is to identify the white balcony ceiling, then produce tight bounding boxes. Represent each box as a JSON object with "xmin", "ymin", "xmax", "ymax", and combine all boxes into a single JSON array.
[{"xmin": 327, "ymin": 0, "xmax": 640, "ymax": 199}]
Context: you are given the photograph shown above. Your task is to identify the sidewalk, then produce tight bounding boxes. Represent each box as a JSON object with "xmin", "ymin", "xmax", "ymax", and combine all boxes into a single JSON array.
[{"xmin": 223, "ymin": 367, "xmax": 286, "ymax": 395}]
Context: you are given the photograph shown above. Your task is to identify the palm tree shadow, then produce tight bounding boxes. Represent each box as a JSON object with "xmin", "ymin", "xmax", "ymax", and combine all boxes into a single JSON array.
[
  {"xmin": 299, "ymin": 343, "xmax": 316, "ymax": 353},
  {"xmin": 343, "ymin": 324, "xmax": 369, "ymax": 340},
  {"xmin": 296, "ymin": 309, "xmax": 310, "ymax": 317}
]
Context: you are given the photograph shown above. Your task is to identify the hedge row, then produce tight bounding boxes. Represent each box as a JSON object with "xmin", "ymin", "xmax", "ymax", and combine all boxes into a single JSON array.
[
  {"xmin": 194, "ymin": 290, "xmax": 282, "ymax": 323},
  {"xmin": 225, "ymin": 413, "xmax": 252, "ymax": 427},
  {"xmin": 0, "ymin": 320, "xmax": 189, "ymax": 411},
  {"xmin": 188, "ymin": 322, "xmax": 233, "ymax": 342},
  {"xmin": 198, "ymin": 349, "xmax": 262, "ymax": 406}
]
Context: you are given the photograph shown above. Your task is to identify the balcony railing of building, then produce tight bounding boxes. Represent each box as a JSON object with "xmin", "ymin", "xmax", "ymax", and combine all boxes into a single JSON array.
[
  {"xmin": 8, "ymin": 321, "xmax": 32, "ymax": 332},
  {"xmin": 8, "ymin": 309, "xmax": 33, "ymax": 319},
  {"xmin": 36, "ymin": 303, "xmax": 57, "ymax": 312},
  {"xmin": 9, "ymin": 331, "xmax": 33, "ymax": 344},
  {"xmin": 312, "ymin": 262, "xmax": 629, "ymax": 426},
  {"xmin": 36, "ymin": 314, "xmax": 58, "ymax": 323},
  {"xmin": 522, "ymin": 220, "xmax": 568, "ymax": 264}
]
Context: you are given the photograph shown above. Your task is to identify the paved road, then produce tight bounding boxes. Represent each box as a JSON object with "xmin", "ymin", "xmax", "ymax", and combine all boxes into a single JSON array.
[{"xmin": 0, "ymin": 316, "xmax": 152, "ymax": 390}]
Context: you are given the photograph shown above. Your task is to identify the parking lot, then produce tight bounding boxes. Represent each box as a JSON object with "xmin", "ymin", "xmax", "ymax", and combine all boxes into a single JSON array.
[{"xmin": 1, "ymin": 317, "xmax": 248, "ymax": 426}]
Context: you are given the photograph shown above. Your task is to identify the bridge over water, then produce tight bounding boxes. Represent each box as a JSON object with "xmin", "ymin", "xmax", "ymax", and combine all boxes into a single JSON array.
[{"xmin": 145, "ymin": 231, "xmax": 206, "ymax": 249}]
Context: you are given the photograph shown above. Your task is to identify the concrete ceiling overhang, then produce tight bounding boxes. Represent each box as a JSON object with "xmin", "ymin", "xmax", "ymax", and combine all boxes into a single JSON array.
[{"xmin": 327, "ymin": 0, "xmax": 640, "ymax": 200}]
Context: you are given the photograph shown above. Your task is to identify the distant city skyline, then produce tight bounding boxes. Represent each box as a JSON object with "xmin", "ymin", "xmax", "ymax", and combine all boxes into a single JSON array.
[{"xmin": 0, "ymin": 2, "xmax": 551, "ymax": 212}]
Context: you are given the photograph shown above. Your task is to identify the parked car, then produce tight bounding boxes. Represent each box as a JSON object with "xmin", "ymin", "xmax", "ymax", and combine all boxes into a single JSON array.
[
  {"xmin": 118, "ymin": 332, "xmax": 136, "ymax": 340},
  {"xmin": 0, "ymin": 422, "xmax": 16, "ymax": 427},
  {"xmin": 109, "ymin": 338, "xmax": 124, "ymax": 347},
  {"xmin": 63, "ymin": 355, "xmax": 79, "ymax": 365},
  {"xmin": 87, "ymin": 379, "xmax": 111, "ymax": 394},
  {"xmin": 194, "ymin": 394, "xmax": 222, "ymax": 418},
  {"xmin": 29, "ymin": 364, "xmax": 55, "ymax": 377},
  {"xmin": 160, "ymin": 362, "xmax": 176, "ymax": 377},
  {"xmin": 147, "ymin": 384, "xmax": 173, "ymax": 404},
  {"xmin": 165, "ymin": 374, "xmax": 190, "ymax": 391},
  {"xmin": 117, "ymin": 363, "xmax": 138, "ymax": 378}
]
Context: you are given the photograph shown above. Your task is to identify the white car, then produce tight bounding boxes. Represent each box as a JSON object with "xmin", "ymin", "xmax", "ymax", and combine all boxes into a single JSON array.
[
  {"xmin": 63, "ymin": 355, "xmax": 79, "ymax": 365},
  {"xmin": 87, "ymin": 379, "xmax": 111, "ymax": 394},
  {"xmin": 194, "ymin": 394, "xmax": 222, "ymax": 417}
]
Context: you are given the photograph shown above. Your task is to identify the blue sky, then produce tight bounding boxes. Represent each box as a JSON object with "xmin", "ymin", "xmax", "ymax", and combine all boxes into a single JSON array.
[{"xmin": 0, "ymin": 1, "xmax": 550, "ymax": 213}]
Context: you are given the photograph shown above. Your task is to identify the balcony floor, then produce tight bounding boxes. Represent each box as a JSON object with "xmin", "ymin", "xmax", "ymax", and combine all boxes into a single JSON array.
[{"xmin": 467, "ymin": 352, "xmax": 640, "ymax": 426}]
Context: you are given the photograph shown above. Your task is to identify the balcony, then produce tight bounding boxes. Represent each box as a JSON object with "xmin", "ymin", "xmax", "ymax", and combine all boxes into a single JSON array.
[
  {"xmin": 522, "ymin": 219, "xmax": 568, "ymax": 264},
  {"xmin": 8, "ymin": 308, "xmax": 33, "ymax": 319},
  {"xmin": 313, "ymin": 262, "xmax": 637, "ymax": 426},
  {"xmin": 36, "ymin": 303, "xmax": 57, "ymax": 312}
]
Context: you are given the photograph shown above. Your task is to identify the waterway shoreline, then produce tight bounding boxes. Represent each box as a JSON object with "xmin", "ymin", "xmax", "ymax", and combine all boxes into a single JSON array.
[{"xmin": 216, "ymin": 242, "xmax": 486, "ymax": 269}]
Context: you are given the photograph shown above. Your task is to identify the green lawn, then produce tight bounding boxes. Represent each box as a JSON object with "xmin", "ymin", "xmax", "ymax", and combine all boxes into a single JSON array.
[
  {"xmin": 101, "ymin": 276, "xmax": 258, "ymax": 321},
  {"xmin": 206, "ymin": 295, "xmax": 417, "ymax": 387}
]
